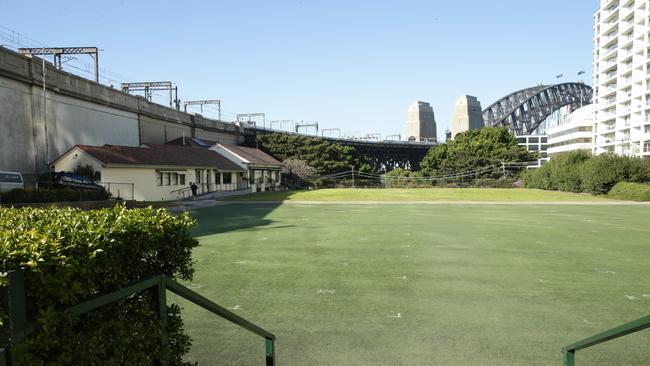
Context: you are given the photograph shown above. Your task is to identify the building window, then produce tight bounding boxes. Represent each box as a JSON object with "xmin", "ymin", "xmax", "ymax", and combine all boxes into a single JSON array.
[
  {"xmin": 645, "ymin": 125, "xmax": 650, "ymax": 134},
  {"xmin": 215, "ymin": 172, "xmax": 221, "ymax": 184},
  {"xmin": 644, "ymin": 142, "xmax": 650, "ymax": 153},
  {"xmin": 156, "ymin": 172, "xmax": 163, "ymax": 186},
  {"xmin": 179, "ymin": 174, "xmax": 186, "ymax": 185},
  {"xmin": 164, "ymin": 173, "xmax": 171, "ymax": 186},
  {"xmin": 223, "ymin": 172, "xmax": 232, "ymax": 184},
  {"xmin": 172, "ymin": 173, "xmax": 179, "ymax": 186},
  {"xmin": 195, "ymin": 169, "xmax": 202, "ymax": 184},
  {"xmin": 249, "ymin": 171, "xmax": 255, "ymax": 184}
]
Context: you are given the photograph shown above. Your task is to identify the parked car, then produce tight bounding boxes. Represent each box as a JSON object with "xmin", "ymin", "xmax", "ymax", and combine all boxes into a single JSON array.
[
  {"xmin": 0, "ymin": 171, "xmax": 24, "ymax": 193},
  {"xmin": 39, "ymin": 172, "xmax": 106, "ymax": 192}
]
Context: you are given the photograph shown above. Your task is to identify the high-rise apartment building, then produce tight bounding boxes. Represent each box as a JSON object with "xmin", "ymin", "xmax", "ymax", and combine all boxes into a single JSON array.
[
  {"xmin": 593, "ymin": 0, "xmax": 650, "ymax": 158},
  {"xmin": 450, "ymin": 95, "xmax": 485, "ymax": 139},
  {"xmin": 405, "ymin": 101, "xmax": 437, "ymax": 142},
  {"xmin": 548, "ymin": 105, "xmax": 594, "ymax": 157}
]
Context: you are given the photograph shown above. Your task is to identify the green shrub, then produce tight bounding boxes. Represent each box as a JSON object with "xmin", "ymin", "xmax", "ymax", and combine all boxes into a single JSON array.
[
  {"xmin": 580, "ymin": 154, "xmax": 650, "ymax": 195},
  {"xmin": 473, "ymin": 177, "xmax": 516, "ymax": 188},
  {"xmin": 0, "ymin": 188, "xmax": 109, "ymax": 204},
  {"xmin": 523, "ymin": 151, "xmax": 650, "ymax": 195},
  {"xmin": 522, "ymin": 151, "xmax": 590, "ymax": 192},
  {"xmin": 0, "ymin": 205, "xmax": 198, "ymax": 365},
  {"xmin": 521, "ymin": 164, "xmax": 552, "ymax": 190},
  {"xmin": 385, "ymin": 169, "xmax": 431, "ymax": 188},
  {"xmin": 548, "ymin": 151, "xmax": 591, "ymax": 192},
  {"xmin": 608, "ymin": 182, "xmax": 650, "ymax": 201}
]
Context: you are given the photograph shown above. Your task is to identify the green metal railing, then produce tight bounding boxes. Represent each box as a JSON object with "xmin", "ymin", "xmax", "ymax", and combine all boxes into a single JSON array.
[
  {"xmin": 562, "ymin": 315, "xmax": 650, "ymax": 365},
  {"xmin": 0, "ymin": 270, "xmax": 276, "ymax": 366}
]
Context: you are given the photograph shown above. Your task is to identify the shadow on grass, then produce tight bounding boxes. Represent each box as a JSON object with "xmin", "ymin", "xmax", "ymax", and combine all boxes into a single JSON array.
[
  {"xmin": 225, "ymin": 190, "xmax": 302, "ymax": 201},
  {"xmin": 191, "ymin": 202, "xmax": 288, "ymax": 237}
]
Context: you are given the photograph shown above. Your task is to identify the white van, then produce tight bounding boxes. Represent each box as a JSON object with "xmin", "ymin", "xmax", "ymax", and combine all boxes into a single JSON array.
[{"xmin": 0, "ymin": 171, "xmax": 24, "ymax": 193}]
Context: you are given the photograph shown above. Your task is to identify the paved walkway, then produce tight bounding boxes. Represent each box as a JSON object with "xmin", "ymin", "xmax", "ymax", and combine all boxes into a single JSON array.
[{"xmin": 167, "ymin": 199, "xmax": 226, "ymax": 213}]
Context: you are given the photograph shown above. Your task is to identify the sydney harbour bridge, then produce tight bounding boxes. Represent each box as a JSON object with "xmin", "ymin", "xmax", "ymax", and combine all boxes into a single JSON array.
[{"xmin": 246, "ymin": 82, "xmax": 593, "ymax": 172}]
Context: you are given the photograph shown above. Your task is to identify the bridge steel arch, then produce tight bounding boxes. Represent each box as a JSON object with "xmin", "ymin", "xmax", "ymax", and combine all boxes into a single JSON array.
[{"xmin": 482, "ymin": 83, "xmax": 593, "ymax": 135}]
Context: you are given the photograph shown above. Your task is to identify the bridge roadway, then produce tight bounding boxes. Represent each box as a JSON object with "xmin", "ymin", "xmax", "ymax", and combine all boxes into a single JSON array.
[{"xmin": 244, "ymin": 127, "xmax": 435, "ymax": 172}]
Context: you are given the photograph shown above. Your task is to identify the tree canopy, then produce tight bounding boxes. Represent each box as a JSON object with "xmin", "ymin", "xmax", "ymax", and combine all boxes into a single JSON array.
[
  {"xmin": 420, "ymin": 127, "xmax": 536, "ymax": 178},
  {"xmin": 256, "ymin": 133, "xmax": 373, "ymax": 174}
]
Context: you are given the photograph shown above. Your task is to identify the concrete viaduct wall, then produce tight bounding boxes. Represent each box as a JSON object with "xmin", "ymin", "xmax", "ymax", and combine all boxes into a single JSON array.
[{"xmin": 0, "ymin": 47, "xmax": 243, "ymax": 180}]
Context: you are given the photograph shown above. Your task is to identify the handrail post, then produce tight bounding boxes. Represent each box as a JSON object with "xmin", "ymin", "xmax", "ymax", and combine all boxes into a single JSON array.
[
  {"xmin": 154, "ymin": 276, "xmax": 169, "ymax": 365},
  {"xmin": 265, "ymin": 338, "xmax": 275, "ymax": 366},
  {"xmin": 563, "ymin": 348, "xmax": 575, "ymax": 366},
  {"xmin": 4, "ymin": 271, "xmax": 27, "ymax": 366}
]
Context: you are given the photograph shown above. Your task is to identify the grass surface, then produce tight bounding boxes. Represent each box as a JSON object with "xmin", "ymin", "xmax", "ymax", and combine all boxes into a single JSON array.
[
  {"xmin": 225, "ymin": 188, "xmax": 613, "ymax": 202},
  {"xmin": 174, "ymin": 202, "xmax": 650, "ymax": 365}
]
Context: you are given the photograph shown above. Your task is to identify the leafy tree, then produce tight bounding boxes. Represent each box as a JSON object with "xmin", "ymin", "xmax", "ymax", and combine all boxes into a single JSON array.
[
  {"xmin": 282, "ymin": 159, "xmax": 318, "ymax": 180},
  {"xmin": 256, "ymin": 133, "xmax": 373, "ymax": 174},
  {"xmin": 281, "ymin": 159, "xmax": 318, "ymax": 188},
  {"xmin": 420, "ymin": 127, "xmax": 536, "ymax": 178}
]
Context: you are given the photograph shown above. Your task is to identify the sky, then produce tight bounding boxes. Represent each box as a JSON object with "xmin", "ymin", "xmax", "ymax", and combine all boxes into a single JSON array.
[{"xmin": 1, "ymin": 0, "xmax": 598, "ymax": 140}]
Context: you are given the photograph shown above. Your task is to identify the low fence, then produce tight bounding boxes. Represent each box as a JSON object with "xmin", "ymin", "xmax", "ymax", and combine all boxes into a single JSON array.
[
  {"xmin": 171, "ymin": 182, "xmax": 251, "ymax": 200},
  {"xmin": 0, "ymin": 270, "xmax": 276, "ymax": 365},
  {"xmin": 562, "ymin": 315, "xmax": 650, "ymax": 365},
  {"xmin": 310, "ymin": 169, "xmax": 526, "ymax": 189}
]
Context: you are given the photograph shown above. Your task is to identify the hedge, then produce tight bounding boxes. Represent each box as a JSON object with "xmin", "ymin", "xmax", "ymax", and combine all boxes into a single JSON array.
[
  {"xmin": 522, "ymin": 151, "xmax": 650, "ymax": 195},
  {"xmin": 608, "ymin": 182, "xmax": 650, "ymax": 201},
  {"xmin": 0, "ymin": 205, "xmax": 199, "ymax": 365},
  {"xmin": 522, "ymin": 150, "xmax": 591, "ymax": 192},
  {"xmin": 580, "ymin": 154, "xmax": 650, "ymax": 195},
  {"xmin": 0, "ymin": 188, "xmax": 110, "ymax": 204}
]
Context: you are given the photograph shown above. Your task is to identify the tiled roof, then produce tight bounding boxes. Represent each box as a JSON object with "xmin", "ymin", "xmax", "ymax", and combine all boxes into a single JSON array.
[
  {"xmin": 219, "ymin": 143, "xmax": 281, "ymax": 166},
  {"xmin": 165, "ymin": 137, "xmax": 281, "ymax": 166},
  {"xmin": 166, "ymin": 136, "xmax": 218, "ymax": 147},
  {"xmin": 75, "ymin": 144, "xmax": 246, "ymax": 171}
]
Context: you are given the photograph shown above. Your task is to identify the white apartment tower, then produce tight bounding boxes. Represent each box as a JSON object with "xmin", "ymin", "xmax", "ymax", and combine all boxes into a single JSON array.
[{"xmin": 593, "ymin": 0, "xmax": 650, "ymax": 158}]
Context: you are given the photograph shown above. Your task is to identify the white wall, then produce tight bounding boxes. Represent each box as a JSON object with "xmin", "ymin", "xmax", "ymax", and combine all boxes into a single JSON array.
[
  {"xmin": 0, "ymin": 77, "xmax": 38, "ymax": 175},
  {"xmin": 53, "ymin": 147, "xmax": 103, "ymax": 174},
  {"xmin": 50, "ymin": 93, "xmax": 140, "ymax": 157}
]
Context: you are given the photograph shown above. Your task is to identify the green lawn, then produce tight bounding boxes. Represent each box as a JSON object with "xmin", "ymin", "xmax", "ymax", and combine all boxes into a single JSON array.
[
  {"xmin": 226, "ymin": 188, "xmax": 615, "ymax": 202},
  {"xmin": 174, "ymin": 202, "xmax": 650, "ymax": 365}
]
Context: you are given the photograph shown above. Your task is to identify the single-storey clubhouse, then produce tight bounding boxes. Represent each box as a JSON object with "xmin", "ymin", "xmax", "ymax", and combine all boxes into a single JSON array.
[
  {"xmin": 51, "ymin": 141, "xmax": 281, "ymax": 201},
  {"xmin": 167, "ymin": 137, "xmax": 283, "ymax": 192}
]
